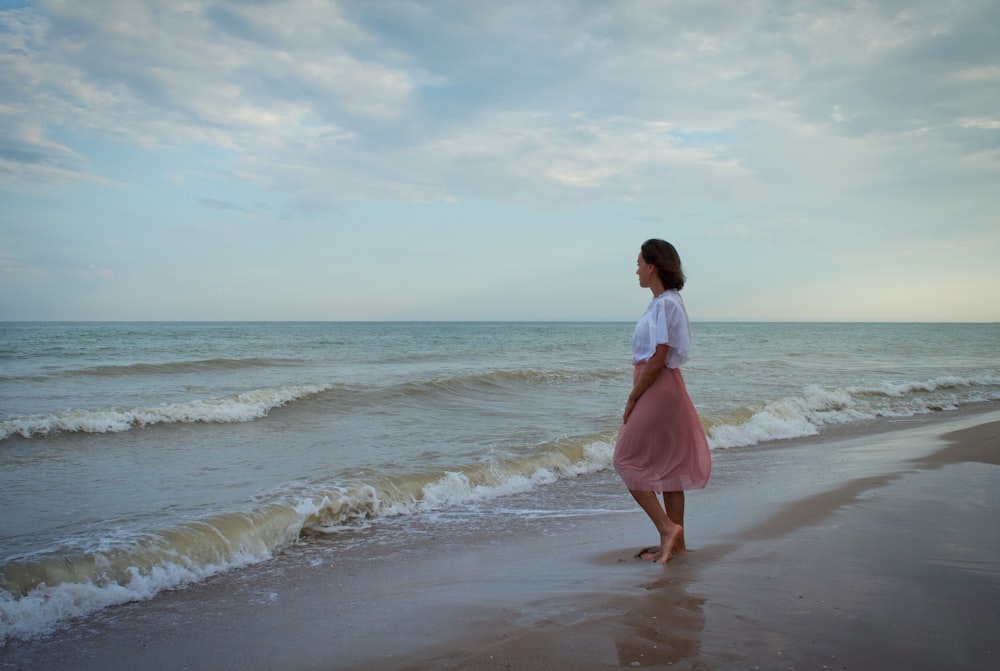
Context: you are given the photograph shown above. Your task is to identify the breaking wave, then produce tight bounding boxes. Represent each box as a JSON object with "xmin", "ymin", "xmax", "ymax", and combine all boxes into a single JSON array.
[{"xmin": 0, "ymin": 434, "xmax": 615, "ymax": 644}]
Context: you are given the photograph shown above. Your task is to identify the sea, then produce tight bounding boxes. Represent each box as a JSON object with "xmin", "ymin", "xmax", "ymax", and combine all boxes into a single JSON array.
[{"xmin": 1, "ymin": 320, "xmax": 998, "ymax": 644}]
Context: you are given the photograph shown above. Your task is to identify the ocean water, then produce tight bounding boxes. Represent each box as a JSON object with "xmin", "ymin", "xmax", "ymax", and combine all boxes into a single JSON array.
[{"xmin": 1, "ymin": 321, "xmax": 998, "ymax": 643}]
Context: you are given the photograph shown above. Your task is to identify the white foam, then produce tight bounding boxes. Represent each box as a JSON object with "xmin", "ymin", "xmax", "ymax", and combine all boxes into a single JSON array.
[
  {"xmin": 0, "ymin": 501, "xmax": 312, "ymax": 644},
  {"xmin": 0, "ymin": 548, "xmax": 268, "ymax": 645},
  {"xmin": 303, "ymin": 437, "xmax": 617, "ymax": 529},
  {"xmin": 0, "ymin": 384, "xmax": 332, "ymax": 440},
  {"xmin": 707, "ymin": 373, "xmax": 1000, "ymax": 449}
]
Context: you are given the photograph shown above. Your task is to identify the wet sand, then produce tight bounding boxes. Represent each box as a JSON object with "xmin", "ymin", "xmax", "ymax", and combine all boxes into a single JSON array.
[{"xmin": 3, "ymin": 410, "xmax": 999, "ymax": 670}]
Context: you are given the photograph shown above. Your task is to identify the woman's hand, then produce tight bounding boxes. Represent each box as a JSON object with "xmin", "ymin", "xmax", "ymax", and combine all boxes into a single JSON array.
[
  {"xmin": 623, "ymin": 344, "xmax": 669, "ymax": 425},
  {"xmin": 623, "ymin": 397, "xmax": 637, "ymax": 424}
]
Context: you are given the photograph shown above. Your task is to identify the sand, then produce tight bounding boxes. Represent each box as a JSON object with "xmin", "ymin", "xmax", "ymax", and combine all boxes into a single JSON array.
[{"xmin": 3, "ymin": 409, "xmax": 998, "ymax": 670}]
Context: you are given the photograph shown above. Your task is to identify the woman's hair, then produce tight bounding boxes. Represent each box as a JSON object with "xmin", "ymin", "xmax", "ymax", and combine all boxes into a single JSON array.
[{"xmin": 640, "ymin": 239, "xmax": 686, "ymax": 291}]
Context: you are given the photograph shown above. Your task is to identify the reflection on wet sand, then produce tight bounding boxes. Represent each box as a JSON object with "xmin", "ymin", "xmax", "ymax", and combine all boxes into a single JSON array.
[{"xmin": 614, "ymin": 569, "xmax": 706, "ymax": 668}]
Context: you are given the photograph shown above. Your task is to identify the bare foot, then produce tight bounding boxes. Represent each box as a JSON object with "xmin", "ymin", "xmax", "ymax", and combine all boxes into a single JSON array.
[
  {"xmin": 674, "ymin": 530, "xmax": 688, "ymax": 556},
  {"xmin": 655, "ymin": 524, "xmax": 683, "ymax": 564},
  {"xmin": 635, "ymin": 546, "xmax": 660, "ymax": 562}
]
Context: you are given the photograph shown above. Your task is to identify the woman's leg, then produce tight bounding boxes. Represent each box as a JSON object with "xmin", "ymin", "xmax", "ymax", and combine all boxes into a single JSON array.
[
  {"xmin": 663, "ymin": 491, "xmax": 687, "ymax": 554},
  {"xmin": 629, "ymin": 490, "xmax": 683, "ymax": 564}
]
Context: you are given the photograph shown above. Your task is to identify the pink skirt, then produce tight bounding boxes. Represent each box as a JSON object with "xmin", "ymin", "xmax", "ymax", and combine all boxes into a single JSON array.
[{"xmin": 613, "ymin": 362, "xmax": 711, "ymax": 492}]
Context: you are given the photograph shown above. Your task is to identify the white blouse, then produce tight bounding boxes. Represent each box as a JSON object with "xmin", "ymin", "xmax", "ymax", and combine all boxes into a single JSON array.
[{"xmin": 631, "ymin": 290, "xmax": 692, "ymax": 368}]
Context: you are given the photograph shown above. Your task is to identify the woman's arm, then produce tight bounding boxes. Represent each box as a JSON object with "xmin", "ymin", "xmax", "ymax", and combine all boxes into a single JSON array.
[{"xmin": 622, "ymin": 343, "xmax": 669, "ymax": 424}]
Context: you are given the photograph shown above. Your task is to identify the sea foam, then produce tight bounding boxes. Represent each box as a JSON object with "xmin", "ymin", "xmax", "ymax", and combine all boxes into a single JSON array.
[
  {"xmin": 0, "ymin": 434, "xmax": 616, "ymax": 644},
  {"xmin": 0, "ymin": 384, "xmax": 332, "ymax": 440},
  {"xmin": 705, "ymin": 373, "xmax": 1000, "ymax": 449}
]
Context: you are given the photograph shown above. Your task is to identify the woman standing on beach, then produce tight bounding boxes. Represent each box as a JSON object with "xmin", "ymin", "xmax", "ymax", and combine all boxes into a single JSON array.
[{"xmin": 615, "ymin": 239, "xmax": 711, "ymax": 564}]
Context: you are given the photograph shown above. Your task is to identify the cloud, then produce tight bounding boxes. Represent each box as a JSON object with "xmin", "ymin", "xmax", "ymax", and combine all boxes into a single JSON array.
[
  {"xmin": 197, "ymin": 196, "xmax": 253, "ymax": 213},
  {"xmin": 1, "ymin": 0, "xmax": 998, "ymax": 320},
  {"xmin": 4, "ymin": 0, "xmax": 997, "ymax": 205},
  {"xmin": 82, "ymin": 263, "xmax": 113, "ymax": 280},
  {"xmin": 959, "ymin": 118, "xmax": 1000, "ymax": 130}
]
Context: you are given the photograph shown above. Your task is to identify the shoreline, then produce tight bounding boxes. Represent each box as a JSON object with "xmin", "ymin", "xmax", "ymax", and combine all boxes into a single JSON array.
[
  {"xmin": 388, "ymin": 410, "xmax": 1000, "ymax": 670},
  {"xmin": 3, "ymin": 407, "xmax": 999, "ymax": 670}
]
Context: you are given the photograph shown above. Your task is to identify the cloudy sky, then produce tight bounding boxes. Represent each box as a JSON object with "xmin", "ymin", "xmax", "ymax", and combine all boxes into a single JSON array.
[{"xmin": 2, "ymin": 0, "xmax": 998, "ymax": 321}]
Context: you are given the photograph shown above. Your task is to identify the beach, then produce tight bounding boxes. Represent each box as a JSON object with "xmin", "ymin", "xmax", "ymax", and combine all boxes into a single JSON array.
[{"xmin": 4, "ymin": 406, "xmax": 997, "ymax": 670}]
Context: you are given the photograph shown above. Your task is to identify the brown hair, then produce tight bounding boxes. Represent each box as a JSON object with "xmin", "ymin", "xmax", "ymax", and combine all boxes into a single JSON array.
[{"xmin": 640, "ymin": 239, "xmax": 686, "ymax": 291}]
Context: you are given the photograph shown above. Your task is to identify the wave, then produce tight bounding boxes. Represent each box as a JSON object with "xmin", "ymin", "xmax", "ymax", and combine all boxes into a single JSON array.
[
  {"xmin": 0, "ymin": 384, "xmax": 333, "ymax": 441},
  {"xmin": 394, "ymin": 367, "xmax": 623, "ymax": 400},
  {"xmin": 0, "ymin": 366, "xmax": 620, "ymax": 441},
  {"xmin": 73, "ymin": 357, "xmax": 303, "ymax": 377},
  {"xmin": 3, "ymin": 371, "xmax": 997, "ymax": 642},
  {"xmin": 703, "ymin": 372, "xmax": 1000, "ymax": 449},
  {"xmin": 0, "ymin": 433, "xmax": 616, "ymax": 643},
  {"xmin": 0, "ymin": 358, "xmax": 305, "ymax": 384}
]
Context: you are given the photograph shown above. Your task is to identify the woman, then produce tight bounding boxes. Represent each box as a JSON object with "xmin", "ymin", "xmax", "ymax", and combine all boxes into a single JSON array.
[{"xmin": 614, "ymin": 239, "xmax": 711, "ymax": 564}]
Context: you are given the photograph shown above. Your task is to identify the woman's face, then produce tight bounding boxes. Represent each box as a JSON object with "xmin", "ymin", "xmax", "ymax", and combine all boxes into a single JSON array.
[{"xmin": 636, "ymin": 253, "xmax": 657, "ymax": 288}]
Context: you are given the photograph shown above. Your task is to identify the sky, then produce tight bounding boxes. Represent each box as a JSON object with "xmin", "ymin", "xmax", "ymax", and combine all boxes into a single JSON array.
[{"xmin": 1, "ymin": 0, "xmax": 998, "ymax": 322}]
